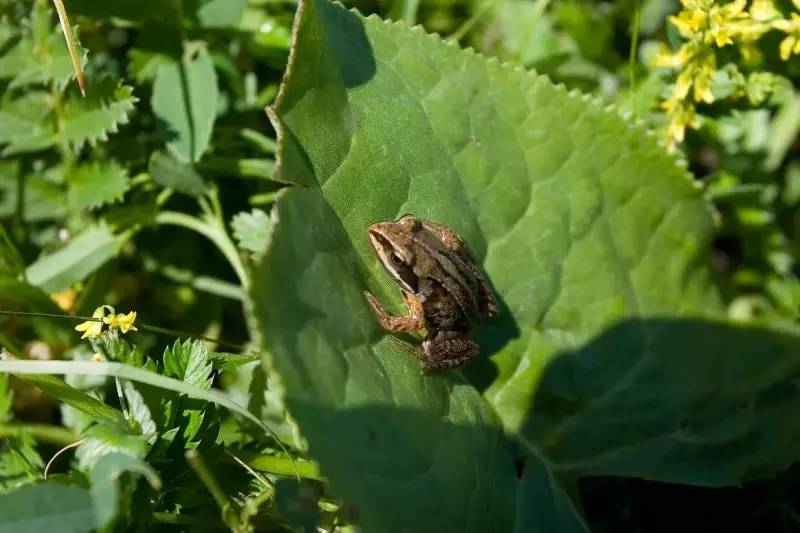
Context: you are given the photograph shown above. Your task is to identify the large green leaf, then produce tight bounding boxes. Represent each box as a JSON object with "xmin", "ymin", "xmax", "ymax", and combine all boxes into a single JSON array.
[
  {"xmin": 252, "ymin": 0, "xmax": 800, "ymax": 531},
  {"xmin": 0, "ymin": 483, "xmax": 94, "ymax": 533}
]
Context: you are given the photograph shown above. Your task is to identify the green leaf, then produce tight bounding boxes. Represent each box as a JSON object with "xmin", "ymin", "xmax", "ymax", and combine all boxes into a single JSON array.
[
  {"xmin": 67, "ymin": 161, "xmax": 130, "ymax": 211},
  {"xmin": 524, "ymin": 319, "xmax": 800, "ymax": 485},
  {"xmin": 152, "ymin": 48, "xmax": 218, "ymax": 163},
  {"xmin": 163, "ymin": 339, "xmax": 213, "ymax": 390},
  {"xmin": 231, "ymin": 208, "xmax": 273, "ymax": 254},
  {"xmin": 0, "ymin": 483, "xmax": 95, "ymax": 533},
  {"xmin": 194, "ymin": 0, "xmax": 247, "ymax": 28},
  {"xmin": 0, "ymin": 92, "xmax": 55, "ymax": 155},
  {"xmin": 17, "ymin": 374, "xmax": 126, "ymax": 428},
  {"xmin": 59, "ymin": 78, "xmax": 137, "ymax": 152},
  {"xmin": 89, "ymin": 453, "xmax": 161, "ymax": 529},
  {"xmin": 148, "ymin": 151, "xmax": 207, "ymax": 196},
  {"xmin": 0, "ymin": 277, "xmax": 65, "ymax": 314},
  {"xmin": 0, "ymin": 360, "xmax": 275, "ymax": 440},
  {"xmin": 25, "ymin": 224, "xmax": 122, "ymax": 293},
  {"xmin": 63, "ymin": 0, "xmax": 175, "ymax": 22},
  {"xmin": 252, "ymin": 0, "xmax": 800, "ymax": 529},
  {"xmin": 0, "ymin": 2, "xmax": 78, "ymax": 90}
]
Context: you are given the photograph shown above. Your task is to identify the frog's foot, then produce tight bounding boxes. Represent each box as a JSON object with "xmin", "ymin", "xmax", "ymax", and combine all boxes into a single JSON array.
[
  {"xmin": 420, "ymin": 331, "xmax": 479, "ymax": 372},
  {"xmin": 364, "ymin": 291, "xmax": 424, "ymax": 332}
]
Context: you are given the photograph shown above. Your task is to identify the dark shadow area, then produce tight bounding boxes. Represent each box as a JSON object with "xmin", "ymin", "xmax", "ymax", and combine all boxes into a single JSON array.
[
  {"xmin": 581, "ymin": 470, "xmax": 800, "ymax": 533},
  {"xmin": 525, "ymin": 317, "xmax": 800, "ymax": 532},
  {"xmin": 464, "ymin": 290, "xmax": 521, "ymax": 392},
  {"xmin": 316, "ymin": 0, "xmax": 377, "ymax": 88},
  {"xmin": 285, "ymin": 402, "xmax": 517, "ymax": 533}
]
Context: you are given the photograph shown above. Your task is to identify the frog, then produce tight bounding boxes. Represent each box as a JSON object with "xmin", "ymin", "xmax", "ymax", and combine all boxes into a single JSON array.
[{"xmin": 364, "ymin": 214, "xmax": 498, "ymax": 371}]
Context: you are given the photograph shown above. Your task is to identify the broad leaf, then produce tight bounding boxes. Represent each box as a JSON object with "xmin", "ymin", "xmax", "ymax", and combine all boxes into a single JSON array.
[
  {"xmin": 152, "ymin": 48, "xmax": 218, "ymax": 163},
  {"xmin": 25, "ymin": 224, "xmax": 121, "ymax": 293},
  {"xmin": 252, "ymin": 0, "xmax": 800, "ymax": 531},
  {"xmin": 0, "ymin": 483, "xmax": 94, "ymax": 533}
]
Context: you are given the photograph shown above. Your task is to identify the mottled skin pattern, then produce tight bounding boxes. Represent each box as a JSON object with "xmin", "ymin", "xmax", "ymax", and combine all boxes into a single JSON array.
[{"xmin": 365, "ymin": 215, "xmax": 498, "ymax": 372}]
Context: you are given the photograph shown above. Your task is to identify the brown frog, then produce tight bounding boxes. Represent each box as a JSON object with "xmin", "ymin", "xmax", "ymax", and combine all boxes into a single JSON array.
[{"xmin": 364, "ymin": 215, "xmax": 498, "ymax": 371}]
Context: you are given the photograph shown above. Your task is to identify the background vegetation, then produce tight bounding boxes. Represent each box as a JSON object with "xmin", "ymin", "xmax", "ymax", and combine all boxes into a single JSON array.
[{"xmin": 0, "ymin": 0, "xmax": 798, "ymax": 531}]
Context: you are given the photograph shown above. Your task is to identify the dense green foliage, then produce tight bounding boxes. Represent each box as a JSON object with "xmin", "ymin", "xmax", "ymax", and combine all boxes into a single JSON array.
[{"xmin": 0, "ymin": 0, "xmax": 799, "ymax": 531}]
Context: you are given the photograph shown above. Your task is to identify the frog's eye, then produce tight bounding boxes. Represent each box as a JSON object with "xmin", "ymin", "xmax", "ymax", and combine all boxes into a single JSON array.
[{"xmin": 390, "ymin": 252, "xmax": 405, "ymax": 266}]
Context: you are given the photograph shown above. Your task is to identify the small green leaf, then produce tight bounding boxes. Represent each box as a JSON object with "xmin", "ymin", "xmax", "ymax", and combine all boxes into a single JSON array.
[
  {"xmin": 59, "ymin": 78, "xmax": 137, "ymax": 151},
  {"xmin": 90, "ymin": 453, "xmax": 161, "ymax": 529},
  {"xmin": 67, "ymin": 161, "xmax": 130, "ymax": 211},
  {"xmin": 76, "ymin": 425, "xmax": 149, "ymax": 471},
  {"xmin": 0, "ymin": 483, "xmax": 94, "ymax": 533},
  {"xmin": 195, "ymin": 0, "xmax": 247, "ymax": 28},
  {"xmin": 231, "ymin": 208, "xmax": 273, "ymax": 254},
  {"xmin": 0, "ymin": 2, "xmax": 78, "ymax": 90},
  {"xmin": 0, "ymin": 92, "xmax": 55, "ymax": 155},
  {"xmin": 163, "ymin": 339, "xmax": 213, "ymax": 390},
  {"xmin": 148, "ymin": 151, "xmax": 207, "ymax": 196},
  {"xmin": 152, "ymin": 48, "xmax": 218, "ymax": 163},
  {"xmin": 25, "ymin": 224, "xmax": 122, "ymax": 293}
]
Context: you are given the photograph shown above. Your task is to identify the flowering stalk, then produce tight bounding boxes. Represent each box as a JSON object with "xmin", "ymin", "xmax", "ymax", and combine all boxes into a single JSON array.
[{"xmin": 653, "ymin": 0, "xmax": 797, "ymax": 150}]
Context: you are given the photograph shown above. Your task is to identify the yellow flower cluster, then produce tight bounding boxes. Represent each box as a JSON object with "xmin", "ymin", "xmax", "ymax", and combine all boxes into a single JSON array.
[
  {"xmin": 74, "ymin": 305, "xmax": 137, "ymax": 339},
  {"xmin": 654, "ymin": 0, "xmax": 799, "ymax": 149}
]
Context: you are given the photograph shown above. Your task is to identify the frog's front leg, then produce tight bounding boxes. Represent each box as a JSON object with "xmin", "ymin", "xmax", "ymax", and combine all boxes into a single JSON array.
[
  {"xmin": 364, "ymin": 291, "xmax": 425, "ymax": 332},
  {"xmin": 420, "ymin": 331, "xmax": 479, "ymax": 371}
]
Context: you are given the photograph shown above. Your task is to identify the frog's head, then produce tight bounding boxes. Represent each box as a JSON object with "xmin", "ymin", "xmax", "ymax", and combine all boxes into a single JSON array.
[{"xmin": 367, "ymin": 215, "xmax": 421, "ymax": 294}]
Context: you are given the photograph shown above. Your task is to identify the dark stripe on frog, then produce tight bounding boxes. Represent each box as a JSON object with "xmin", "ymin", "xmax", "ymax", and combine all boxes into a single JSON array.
[{"xmin": 414, "ymin": 236, "xmax": 480, "ymax": 321}]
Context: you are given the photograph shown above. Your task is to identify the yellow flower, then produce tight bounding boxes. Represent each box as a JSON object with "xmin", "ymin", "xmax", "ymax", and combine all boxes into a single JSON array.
[
  {"xmin": 104, "ymin": 311, "xmax": 137, "ymax": 334},
  {"xmin": 693, "ymin": 59, "xmax": 715, "ymax": 103},
  {"xmin": 670, "ymin": 10, "xmax": 707, "ymax": 38},
  {"xmin": 750, "ymin": 0, "xmax": 779, "ymax": 22},
  {"xmin": 75, "ymin": 307, "xmax": 106, "ymax": 339},
  {"xmin": 91, "ymin": 352, "xmax": 104, "ymax": 362},
  {"xmin": 673, "ymin": 69, "xmax": 694, "ymax": 100},
  {"xmin": 780, "ymin": 35, "xmax": 796, "ymax": 60},
  {"xmin": 51, "ymin": 289, "xmax": 78, "ymax": 312}
]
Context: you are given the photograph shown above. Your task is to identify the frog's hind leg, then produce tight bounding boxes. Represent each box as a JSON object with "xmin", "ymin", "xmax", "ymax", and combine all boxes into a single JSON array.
[
  {"xmin": 420, "ymin": 331, "xmax": 479, "ymax": 372},
  {"xmin": 364, "ymin": 291, "xmax": 424, "ymax": 332}
]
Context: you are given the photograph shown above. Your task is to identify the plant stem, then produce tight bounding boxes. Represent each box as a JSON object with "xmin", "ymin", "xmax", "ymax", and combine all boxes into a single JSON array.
[
  {"xmin": 248, "ymin": 455, "xmax": 324, "ymax": 481},
  {"xmin": 0, "ymin": 422, "xmax": 79, "ymax": 446},
  {"xmin": 155, "ymin": 211, "xmax": 249, "ymax": 290},
  {"xmin": 629, "ymin": 0, "xmax": 642, "ymax": 118},
  {"xmin": 186, "ymin": 449, "xmax": 244, "ymax": 531},
  {"xmin": 153, "ymin": 512, "xmax": 226, "ymax": 529}
]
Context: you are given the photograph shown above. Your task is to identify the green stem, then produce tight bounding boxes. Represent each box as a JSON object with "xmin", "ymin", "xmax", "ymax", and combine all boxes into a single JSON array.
[
  {"xmin": 248, "ymin": 455, "xmax": 324, "ymax": 481},
  {"xmin": 153, "ymin": 512, "xmax": 226, "ymax": 529},
  {"xmin": 0, "ymin": 310, "xmax": 246, "ymax": 351},
  {"xmin": 186, "ymin": 450, "xmax": 244, "ymax": 531},
  {"xmin": 448, "ymin": 0, "xmax": 496, "ymax": 43},
  {"xmin": 155, "ymin": 211, "xmax": 249, "ymax": 290},
  {"xmin": 0, "ymin": 423, "xmax": 80, "ymax": 446},
  {"xmin": 629, "ymin": 0, "xmax": 642, "ymax": 118}
]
